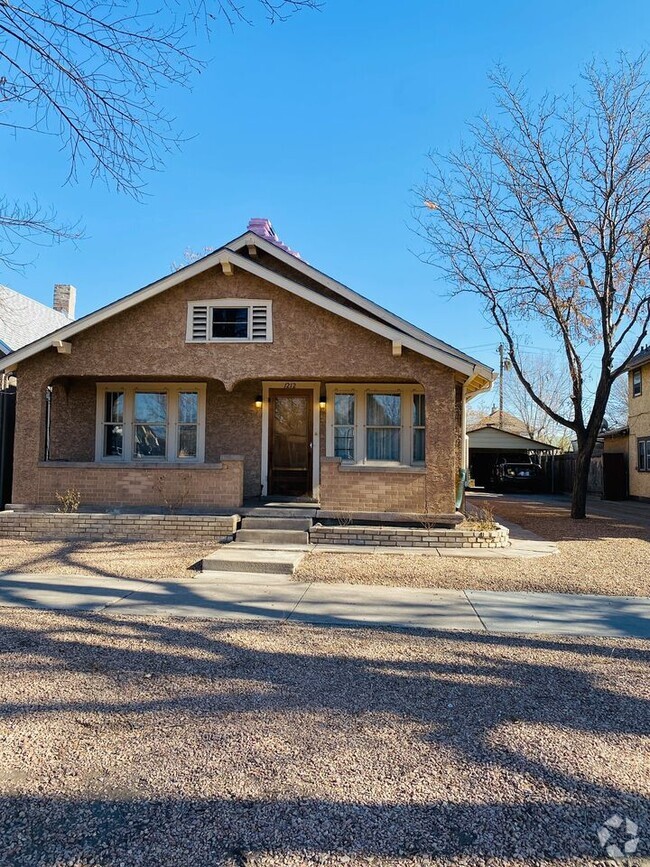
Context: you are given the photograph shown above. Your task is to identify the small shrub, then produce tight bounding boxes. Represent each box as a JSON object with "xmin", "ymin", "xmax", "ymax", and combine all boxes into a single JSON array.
[
  {"xmin": 334, "ymin": 510, "xmax": 353, "ymax": 526},
  {"xmin": 462, "ymin": 503, "xmax": 499, "ymax": 531},
  {"xmin": 55, "ymin": 488, "xmax": 81, "ymax": 513},
  {"xmin": 419, "ymin": 513, "xmax": 439, "ymax": 530}
]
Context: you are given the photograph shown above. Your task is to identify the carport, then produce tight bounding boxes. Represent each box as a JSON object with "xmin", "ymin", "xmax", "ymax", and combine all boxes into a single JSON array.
[{"xmin": 468, "ymin": 425, "xmax": 555, "ymax": 488}]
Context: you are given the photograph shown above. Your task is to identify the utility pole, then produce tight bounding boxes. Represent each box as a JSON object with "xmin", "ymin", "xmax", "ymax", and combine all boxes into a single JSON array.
[{"xmin": 497, "ymin": 344, "xmax": 507, "ymax": 429}]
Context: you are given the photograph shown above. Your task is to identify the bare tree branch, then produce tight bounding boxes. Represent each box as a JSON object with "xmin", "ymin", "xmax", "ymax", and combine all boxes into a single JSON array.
[{"xmin": 0, "ymin": 0, "xmax": 320, "ymax": 266}]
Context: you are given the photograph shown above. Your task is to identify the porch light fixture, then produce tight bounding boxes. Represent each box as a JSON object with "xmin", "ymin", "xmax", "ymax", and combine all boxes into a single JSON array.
[
  {"xmin": 319, "ymin": 394, "xmax": 327, "ymax": 409},
  {"xmin": 255, "ymin": 395, "xmax": 263, "ymax": 408}
]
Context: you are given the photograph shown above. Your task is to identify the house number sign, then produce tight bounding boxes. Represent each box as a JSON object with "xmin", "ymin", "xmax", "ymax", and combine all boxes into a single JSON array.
[{"xmin": 283, "ymin": 382, "xmax": 297, "ymax": 389}]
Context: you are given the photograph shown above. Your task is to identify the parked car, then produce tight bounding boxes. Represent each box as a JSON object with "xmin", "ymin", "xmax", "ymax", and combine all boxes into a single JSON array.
[{"xmin": 492, "ymin": 454, "xmax": 545, "ymax": 491}]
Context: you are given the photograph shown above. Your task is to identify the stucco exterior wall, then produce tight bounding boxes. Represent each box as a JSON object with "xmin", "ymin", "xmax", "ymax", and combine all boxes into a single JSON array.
[
  {"xmin": 629, "ymin": 362, "xmax": 650, "ymax": 500},
  {"xmin": 12, "ymin": 264, "xmax": 464, "ymax": 513}
]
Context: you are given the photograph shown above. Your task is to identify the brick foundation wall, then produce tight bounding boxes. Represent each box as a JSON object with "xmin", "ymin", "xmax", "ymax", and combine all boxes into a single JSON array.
[
  {"xmin": 319, "ymin": 457, "xmax": 426, "ymax": 513},
  {"xmin": 14, "ymin": 456, "xmax": 244, "ymax": 510},
  {"xmin": 0, "ymin": 511, "xmax": 239, "ymax": 542},
  {"xmin": 310, "ymin": 524, "xmax": 509, "ymax": 549}
]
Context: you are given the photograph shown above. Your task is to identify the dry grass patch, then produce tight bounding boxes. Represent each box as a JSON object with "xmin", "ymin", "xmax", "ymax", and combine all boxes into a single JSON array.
[{"xmin": 0, "ymin": 539, "xmax": 210, "ymax": 581}]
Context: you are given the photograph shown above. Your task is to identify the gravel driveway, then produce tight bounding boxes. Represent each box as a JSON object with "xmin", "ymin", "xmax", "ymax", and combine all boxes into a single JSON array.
[
  {"xmin": 296, "ymin": 495, "xmax": 650, "ymax": 597},
  {"xmin": 0, "ymin": 610, "xmax": 648, "ymax": 866}
]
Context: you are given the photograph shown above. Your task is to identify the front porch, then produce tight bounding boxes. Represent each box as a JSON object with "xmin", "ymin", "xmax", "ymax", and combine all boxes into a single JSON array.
[{"xmin": 12, "ymin": 375, "xmax": 460, "ymax": 516}]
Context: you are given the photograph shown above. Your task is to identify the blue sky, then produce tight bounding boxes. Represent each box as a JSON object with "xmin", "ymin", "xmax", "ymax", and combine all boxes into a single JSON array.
[{"xmin": 3, "ymin": 0, "xmax": 650, "ymax": 373}]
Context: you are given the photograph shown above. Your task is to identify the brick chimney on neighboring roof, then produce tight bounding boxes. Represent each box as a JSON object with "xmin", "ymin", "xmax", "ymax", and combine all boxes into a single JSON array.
[
  {"xmin": 53, "ymin": 283, "xmax": 76, "ymax": 319},
  {"xmin": 247, "ymin": 218, "xmax": 301, "ymax": 259}
]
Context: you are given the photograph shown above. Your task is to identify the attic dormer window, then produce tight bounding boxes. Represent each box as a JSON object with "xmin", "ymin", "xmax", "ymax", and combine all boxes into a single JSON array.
[{"xmin": 187, "ymin": 299, "xmax": 272, "ymax": 343}]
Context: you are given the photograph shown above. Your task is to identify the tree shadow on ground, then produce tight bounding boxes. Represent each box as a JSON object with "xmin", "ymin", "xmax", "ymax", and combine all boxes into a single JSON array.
[
  {"xmin": 0, "ymin": 538, "xmax": 204, "ymax": 582},
  {"xmin": 0, "ymin": 610, "xmax": 647, "ymax": 865}
]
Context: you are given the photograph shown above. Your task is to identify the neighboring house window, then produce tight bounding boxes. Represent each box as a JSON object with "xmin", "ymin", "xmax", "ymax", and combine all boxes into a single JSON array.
[
  {"xmin": 638, "ymin": 437, "xmax": 649, "ymax": 472},
  {"xmin": 632, "ymin": 368, "xmax": 642, "ymax": 397},
  {"xmin": 326, "ymin": 384, "xmax": 425, "ymax": 466},
  {"xmin": 96, "ymin": 384, "xmax": 206, "ymax": 462},
  {"xmin": 187, "ymin": 299, "xmax": 272, "ymax": 343}
]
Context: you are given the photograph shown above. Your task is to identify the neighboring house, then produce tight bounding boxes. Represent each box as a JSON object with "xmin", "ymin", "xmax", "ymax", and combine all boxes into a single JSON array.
[
  {"xmin": 602, "ymin": 425, "xmax": 629, "ymax": 500},
  {"xmin": 467, "ymin": 409, "xmax": 530, "ymax": 438},
  {"xmin": 0, "ymin": 283, "xmax": 76, "ymax": 508},
  {"xmin": 467, "ymin": 424, "xmax": 555, "ymax": 488},
  {"xmin": 627, "ymin": 345, "xmax": 650, "ymax": 501},
  {"xmin": 0, "ymin": 283, "xmax": 76, "ymax": 356},
  {"xmin": 0, "ymin": 220, "xmax": 493, "ymax": 516}
]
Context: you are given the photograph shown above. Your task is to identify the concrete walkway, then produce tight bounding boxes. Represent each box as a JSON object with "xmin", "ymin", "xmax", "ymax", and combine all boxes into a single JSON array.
[{"xmin": 0, "ymin": 571, "xmax": 648, "ymax": 638}]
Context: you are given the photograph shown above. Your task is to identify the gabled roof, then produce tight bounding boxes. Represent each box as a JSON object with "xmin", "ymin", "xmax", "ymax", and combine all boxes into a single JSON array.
[
  {"xmin": 0, "ymin": 285, "xmax": 72, "ymax": 354},
  {"xmin": 230, "ymin": 229, "xmax": 487, "ymax": 371},
  {"xmin": 0, "ymin": 226, "xmax": 494, "ymax": 390},
  {"xmin": 626, "ymin": 345, "xmax": 650, "ymax": 370},
  {"xmin": 468, "ymin": 425, "xmax": 556, "ymax": 450},
  {"xmin": 467, "ymin": 409, "xmax": 529, "ymax": 437}
]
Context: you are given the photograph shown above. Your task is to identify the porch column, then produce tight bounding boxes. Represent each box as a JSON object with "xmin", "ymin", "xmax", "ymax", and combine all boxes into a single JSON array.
[
  {"xmin": 12, "ymin": 366, "xmax": 51, "ymax": 505},
  {"xmin": 423, "ymin": 369, "xmax": 457, "ymax": 514}
]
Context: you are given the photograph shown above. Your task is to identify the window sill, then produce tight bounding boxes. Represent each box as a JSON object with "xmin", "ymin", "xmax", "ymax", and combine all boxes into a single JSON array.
[
  {"xmin": 39, "ymin": 461, "xmax": 226, "ymax": 470},
  {"xmin": 329, "ymin": 460, "xmax": 425, "ymax": 474}
]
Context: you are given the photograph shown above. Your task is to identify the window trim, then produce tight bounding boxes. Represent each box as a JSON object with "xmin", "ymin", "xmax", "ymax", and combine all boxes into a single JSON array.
[
  {"xmin": 95, "ymin": 383, "xmax": 206, "ymax": 463},
  {"xmin": 632, "ymin": 368, "xmax": 642, "ymax": 398},
  {"xmin": 325, "ymin": 383, "xmax": 425, "ymax": 467},
  {"xmin": 638, "ymin": 437, "xmax": 649, "ymax": 472},
  {"xmin": 186, "ymin": 298, "xmax": 273, "ymax": 344}
]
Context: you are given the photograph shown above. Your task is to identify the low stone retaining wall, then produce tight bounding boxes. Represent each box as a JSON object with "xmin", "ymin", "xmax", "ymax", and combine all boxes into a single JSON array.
[
  {"xmin": 310, "ymin": 524, "xmax": 509, "ymax": 549},
  {"xmin": 0, "ymin": 511, "xmax": 239, "ymax": 542}
]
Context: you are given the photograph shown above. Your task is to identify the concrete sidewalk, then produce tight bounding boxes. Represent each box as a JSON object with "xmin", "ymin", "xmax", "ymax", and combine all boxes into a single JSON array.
[{"xmin": 0, "ymin": 571, "xmax": 648, "ymax": 638}]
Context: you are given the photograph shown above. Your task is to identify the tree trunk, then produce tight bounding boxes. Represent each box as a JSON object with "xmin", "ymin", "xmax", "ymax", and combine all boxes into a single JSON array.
[
  {"xmin": 571, "ymin": 429, "xmax": 601, "ymax": 518},
  {"xmin": 571, "ymin": 447, "xmax": 591, "ymax": 518}
]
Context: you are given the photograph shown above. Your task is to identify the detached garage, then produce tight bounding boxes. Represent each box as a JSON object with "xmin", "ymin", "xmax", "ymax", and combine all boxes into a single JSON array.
[{"xmin": 468, "ymin": 425, "xmax": 555, "ymax": 489}]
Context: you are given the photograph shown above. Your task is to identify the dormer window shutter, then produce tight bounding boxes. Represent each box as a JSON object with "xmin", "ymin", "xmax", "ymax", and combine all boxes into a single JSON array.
[
  {"xmin": 251, "ymin": 305, "xmax": 269, "ymax": 341},
  {"xmin": 190, "ymin": 304, "xmax": 208, "ymax": 342}
]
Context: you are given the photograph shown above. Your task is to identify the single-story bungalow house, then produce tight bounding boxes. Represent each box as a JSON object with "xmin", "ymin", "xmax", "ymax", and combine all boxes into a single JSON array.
[{"xmin": 0, "ymin": 220, "xmax": 494, "ymax": 518}]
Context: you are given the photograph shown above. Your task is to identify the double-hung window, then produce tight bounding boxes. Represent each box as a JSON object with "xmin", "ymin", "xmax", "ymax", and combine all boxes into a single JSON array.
[
  {"xmin": 133, "ymin": 392, "xmax": 168, "ymax": 459},
  {"xmin": 632, "ymin": 368, "xmax": 642, "ymax": 398},
  {"xmin": 103, "ymin": 391, "xmax": 124, "ymax": 458},
  {"xmin": 97, "ymin": 384, "xmax": 205, "ymax": 462},
  {"xmin": 412, "ymin": 393, "xmax": 426, "ymax": 463},
  {"xmin": 333, "ymin": 394, "xmax": 356, "ymax": 461},
  {"xmin": 366, "ymin": 393, "xmax": 401, "ymax": 462},
  {"xmin": 638, "ymin": 438, "xmax": 649, "ymax": 472},
  {"xmin": 326, "ymin": 385, "xmax": 425, "ymax": 467}
]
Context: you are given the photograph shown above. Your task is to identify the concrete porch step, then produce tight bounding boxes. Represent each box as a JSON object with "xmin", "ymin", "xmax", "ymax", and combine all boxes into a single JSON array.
[
  {"xmin": 240, "ymin": 516, "xmax": 312, "ymax": 531},
  {"xmin": 236, "ymin": 529, "xmax": 310, "ymax": 545},
  {"xmin": 201, "ymin": 548, "xmax": 305, "ymax": 575},
  {"xmin": 239, "ymin": 507, "xmax": 319, "ymax": 519}
]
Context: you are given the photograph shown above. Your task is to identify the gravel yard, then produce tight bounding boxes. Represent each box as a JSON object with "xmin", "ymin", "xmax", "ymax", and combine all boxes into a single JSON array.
[
  {"xmin": 0, "ymin": 539, "xmax": 208, "ymax": 581},
  {"xmin": 0, "ymin": 609, "xmax": 647, "ymax": 866},
  {"xmin": 296, "ymin": 495, "xmax": 650, "ymax": 597}
]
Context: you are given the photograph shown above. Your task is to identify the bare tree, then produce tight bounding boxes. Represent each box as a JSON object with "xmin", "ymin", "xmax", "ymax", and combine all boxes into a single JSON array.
[
  {"xmin": 607, "ymin": 374, "xmax": 629, "ymax": 426},
  {"xmin": 0, "ymin": 0, "xmax": 319, "ymax": 267},
  {"xmin": 502, "ymin": 353, "xmax": 571, "ymax": 443},
  {"xmin": 171, "ymin": 246, "xmax": 217, "ymax": 272},
  {"xmin": 418, "ymin": 55, "xmax": 650, "ymax": 518}
]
